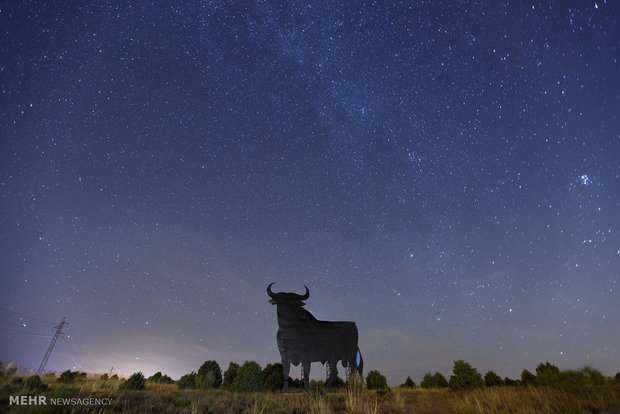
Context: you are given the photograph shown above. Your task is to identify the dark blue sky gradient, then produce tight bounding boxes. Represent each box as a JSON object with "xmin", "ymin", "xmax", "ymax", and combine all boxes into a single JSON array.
[{"xmin": 1, "ymin": 1, "xmax": 618, "ymax": 384}]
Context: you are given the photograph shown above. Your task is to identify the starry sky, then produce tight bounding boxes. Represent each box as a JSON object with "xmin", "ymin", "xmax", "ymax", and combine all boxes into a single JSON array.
[{"xmin": 1, "ymin": 1, "xmax": 619, "ymax": 385}]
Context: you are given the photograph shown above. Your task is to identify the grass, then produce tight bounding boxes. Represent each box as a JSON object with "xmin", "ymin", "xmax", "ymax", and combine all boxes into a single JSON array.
[{"xmin": 1, "ymin": 373, "xmax": 619, "ymax": 413}]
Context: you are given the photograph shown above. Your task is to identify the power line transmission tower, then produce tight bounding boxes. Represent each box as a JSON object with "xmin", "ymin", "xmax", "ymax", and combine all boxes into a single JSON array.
[{"xmin": 37, "ymin": 317, "xmax": 67, "ymax": 374}]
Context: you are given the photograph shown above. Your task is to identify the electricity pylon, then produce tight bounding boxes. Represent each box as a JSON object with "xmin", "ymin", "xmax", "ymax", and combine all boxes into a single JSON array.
[{"xmin": 37, "ymin": 317, "xmax": 67, "ymax": 374}]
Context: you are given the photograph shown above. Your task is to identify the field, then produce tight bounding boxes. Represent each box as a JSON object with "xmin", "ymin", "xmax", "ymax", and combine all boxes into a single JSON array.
[{"xmin": 2, "ymin": 372, "xmax": 620, "ymax": 414}]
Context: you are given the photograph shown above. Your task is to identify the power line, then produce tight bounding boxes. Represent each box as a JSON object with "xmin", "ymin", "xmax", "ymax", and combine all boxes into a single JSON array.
[
  {"xmin": 0, "ymin": 325, "xmax": 53, "ymax": 338},
  {"xmin": 0, "ymin": 306, "xmax": 57, "ymax": 325}
]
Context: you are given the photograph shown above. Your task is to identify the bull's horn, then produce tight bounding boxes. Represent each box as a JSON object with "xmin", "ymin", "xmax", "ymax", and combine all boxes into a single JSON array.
[
  {"xmin": 267, "ymin": 282, "xmax": 277, "ymax": 298},
  {"xmin": 299, "ymin": 285, "xmax": 309, "ymax": 300}
]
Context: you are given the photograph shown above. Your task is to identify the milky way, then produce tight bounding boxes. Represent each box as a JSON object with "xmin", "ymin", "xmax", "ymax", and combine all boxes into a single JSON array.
[{"xmin": 1, "ymin": 1, "xmax": 618, "ymax": 384}]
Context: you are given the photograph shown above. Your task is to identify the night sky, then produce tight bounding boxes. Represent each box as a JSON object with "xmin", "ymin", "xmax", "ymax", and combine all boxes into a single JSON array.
[{"xmin": 1, "ymin": 1, "xmax": 619, "ymax": 385}]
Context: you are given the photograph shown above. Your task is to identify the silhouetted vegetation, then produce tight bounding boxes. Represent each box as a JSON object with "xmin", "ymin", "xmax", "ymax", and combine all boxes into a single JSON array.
[
  {"xmin": 262, "ymin": 363, "xmax": 283, "ymax": 391},
  {"xmin": 484, "ymin": 370, "xmax": 503, "ymax": 387},
  {"xmin": 421, "ymin": 371, "xmax": 449, "ymax": 388},
  {"xmin": 222, "ymin": 362, "xmax": 239, "ymax": 389},
  {"xmin": 198, "ymin": 360, "xmax": 222, "ymax": 388},
  {"xmin": 177, "ymin": 371, "xmax": 196, "ymax": 389},
  {"xmin": 365, "ymin": 369, "xmax": 388, "ymax": 389},
  {"xmin": 148, "ymin": 371, "xmax": 174, "ymax": 384},
  {"xmin": 25, "ymin": 375, "xmax": 48, "ymax": 391},
  {"xmin": 119, "ymin": 372, "xmax": 146, "ymax": 391},
  {"xmin": 449, "ymin": 360, "xmax": 484, "ymax": 390},
  {"xmin": 400, "ymin": 376, "xmax": 416, "ymax": 388},
  {"xmin": 231, "ymin": 361, "xmax": 263, "ymax": 392},
  {"xmin": 521, "ymin": 368, "xmax": 536, "ymax": 385},
  {"xmin": 58, "ymin": 369, "xmax": 77, "ymax": 383},
  {"xmin": 1, "ymin": 360, "xmax": 619, "ymax": 414}
]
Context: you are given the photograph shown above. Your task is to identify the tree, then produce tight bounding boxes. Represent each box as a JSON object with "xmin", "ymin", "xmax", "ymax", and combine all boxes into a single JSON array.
[
  {"xmin": 222, "ymin": 362, "xmax": 239, "ymax": 389},
  {"xmin": 432, "ymin": 372, "xmax": 449, "ymax": 388},
  {"xmin": 503, "ymin": 377, "xmax": 518, "ymax": 386},
  {"xmin": 196, "ymin": 371, "xmax": 216, "ymax": 389},
  {"xmin": 421, "ymin": 371, "xmax": 448, "ymax": 388},
  {"xmin": 366, "ymin": 370, "xmax": 388, "ymax": 389},
  {"xmin": 535, "ymin": 362, "xmax": 559, "ymax": 385},
  {"xmin": 449, "ymin": 360, "xmax": 483, "ymax": 390},
  {"xmin": 262, "ymin": 363, "xmax": 283, "ymax": 392},
  {"xmin": 521, "ymin": 369, "xmax": 536, "ymax": 386},
  {"xmin": 232, "ymin": 361, "xmax": 263, "ymax": 392},
  {"xmin": 484, "ymin": 371, "xmax": 503, "ymax": 387},
  {"xmin": 148, "ymin": 371, "xmax": 174, "ymax": 384},
  {"xmin": 119, "ymin": 372, "xmax": 146, "ymax": 391},
  {"xmin": 198, "ymin": 360, "xmax": 222, "ymax": 388},
  {"xmin": 177, "ymin": 372, "xmax": 197, "ymax": 389},
  {"xmin": 400, "ymin": 376, "xmax": 415, "ymax": 388}
]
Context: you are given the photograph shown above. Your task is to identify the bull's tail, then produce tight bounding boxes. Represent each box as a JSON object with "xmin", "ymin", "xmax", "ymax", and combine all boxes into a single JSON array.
[{"xmin": 356, "ymin": 347, "xmax": 363, "ymax": 375}]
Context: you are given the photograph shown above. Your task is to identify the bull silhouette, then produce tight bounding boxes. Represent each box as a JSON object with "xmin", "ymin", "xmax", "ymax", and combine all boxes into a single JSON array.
[{"xmin": 267, "ymin": 282, "xmax": 363, "ymax": 392}]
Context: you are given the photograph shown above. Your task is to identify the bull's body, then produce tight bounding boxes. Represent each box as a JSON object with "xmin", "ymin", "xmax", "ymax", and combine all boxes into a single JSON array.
[{"xmin": 268, "ymin": 283, "xmax": 363, "ymax": 392}]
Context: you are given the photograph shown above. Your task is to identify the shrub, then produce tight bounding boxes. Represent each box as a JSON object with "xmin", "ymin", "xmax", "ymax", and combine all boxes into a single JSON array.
[
  {"xmin": 421, "ymin": 371, "xmax": 448, "ymax": 388},
  {"xmin": 484, "ymin": 370, "xmax": 503, "ymax": 387},
  {"xmin": 400, "ymin": 376, "xmax": 415, "ymax": 388},
  {"xmin": 503, "ymin": 377, "xmax": 518, "ymax": 386},
  {"xmin": 366, "ymin": 370, "xmax": 388, "ymax": 389},
  {"xmin": 198, "ymin": 360, "xmax": 222, "ymax": 388},
  {"xmin": 536, "ymin": 362, "xmax": 560, "ymax": 385},
  {"xmin": 196, "ymin": 370, "xmax": 216, "ymax": 389},
  {"xmin": 177, "ymin": 372, "xmax": 196, "ymax": 389},
  {"xmin": 581, "ymin": 366, "xmax": 604, "ymax": 385},
  {"xmin": 119, "ymin": 372, "xmax": 146, "ymax": 391},
  {"xmin": 100, "ymin": 373, "xmax": 108, "ymax": 381},
  {"xmin": 262, "ymin": 363, "xmax": 283, "ymax": 392},
  {"xmin": 449, "ymin": 360, "xmax": 483, "ymax": 390},
  {"xmin": 148, "ymin": 371, "xmax": 174, "ymax": 384},
  {"xmin": 58, "ymin": 370, "xmax": 76, "ymax": 383},
  {"xmin": 222, "ymin": 362, "xmax": 239, "ymax": 389},
  {"xmin": 521, "ymin": 369, "xmax": 536, "ymax": 386},
  {"xmin": 25, "ymin": 375, "xmax": 48, "ymax": 391},
  {"xmin": 232, "ymin": 361, "xmax": 263, "ymax": 392}
]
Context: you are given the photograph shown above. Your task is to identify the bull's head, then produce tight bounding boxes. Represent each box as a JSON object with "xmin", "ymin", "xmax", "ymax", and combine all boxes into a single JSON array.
[{"xmin": 267, "ymin": 282, "xmax": 309, "ymax": 306}]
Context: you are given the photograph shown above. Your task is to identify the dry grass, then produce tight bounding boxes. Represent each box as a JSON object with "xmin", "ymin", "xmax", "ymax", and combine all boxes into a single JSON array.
[{"xmin": 1, "ymin": 374, "xmax": 619, "ymax": 413}]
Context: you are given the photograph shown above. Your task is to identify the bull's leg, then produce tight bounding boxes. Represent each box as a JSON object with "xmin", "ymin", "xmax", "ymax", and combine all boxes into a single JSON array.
[
  {"xmin": 281, "ymin": 357, "xmax": 290, "ymax": 393},
  {"xmin": 301, "ymin": 361, "xmax": 310, "ymax": 391},
  {"xmin": 325, "ymin": 360, "xmax": 338, "ymax": 392}
]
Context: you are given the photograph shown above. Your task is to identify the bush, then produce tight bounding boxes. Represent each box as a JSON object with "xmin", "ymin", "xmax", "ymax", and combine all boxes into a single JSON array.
[
  {"xmin": 198, "ymin": 360, "xmax": 222, "ymax": 388},
  {"xmin": 262, "ymin": 363, "xmax": 283, "ymax": 392},
  {"xmin": 503, "ymin": 377, "xmax": 518, "ymax": 386},
  {"xmin": 58, "ymin": 370, "xmax": 76, "ymax": 383},
  {"xmin": 484, "ymin": 371, "xmax": 503, "ymax": 387},
  {"xmin": 400, "ymin": 376, "xmax": 415, "ymax": 388},
  {"xmin": 177, "ymin": 372, "xmax": 196, "ymax": 389},
  {"xmin": 366, "ymin": 370, "xmax": 388, "ymax": 389},
  {"xmin": 232, "ymin": 361, "xmax": 263, "ymax": 392},
  {"xmin": 536, "ymin": 362, "xmax": 560, "ymax": 385},
  {"xmin": 449, "ymin": 360, "xmax": 483, "ymax": 390},
  {"xmin": 119, "ymin": 372, "xmax": 146, "ymax": 391},
  {"xmin": 222, "ymin": 362, "xmax": 239, "ymax": 389},
  {"xmin": 148, "ymin": 371, "xmax": 174, "ymax": 384},
  {"xmin": 521, "ymin": 369, "xmax": 536, "ymax": 386},
  {"xmin": 421, "ymin": 371, "xmax": 448, "ymax": 388},
  {"xmin": 196, "ymin": 370, "xmax": 216, "ymax": 389},
  {"xmin": 25, "ymin": 375, "xmax": 48, "ymax": 391}
]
